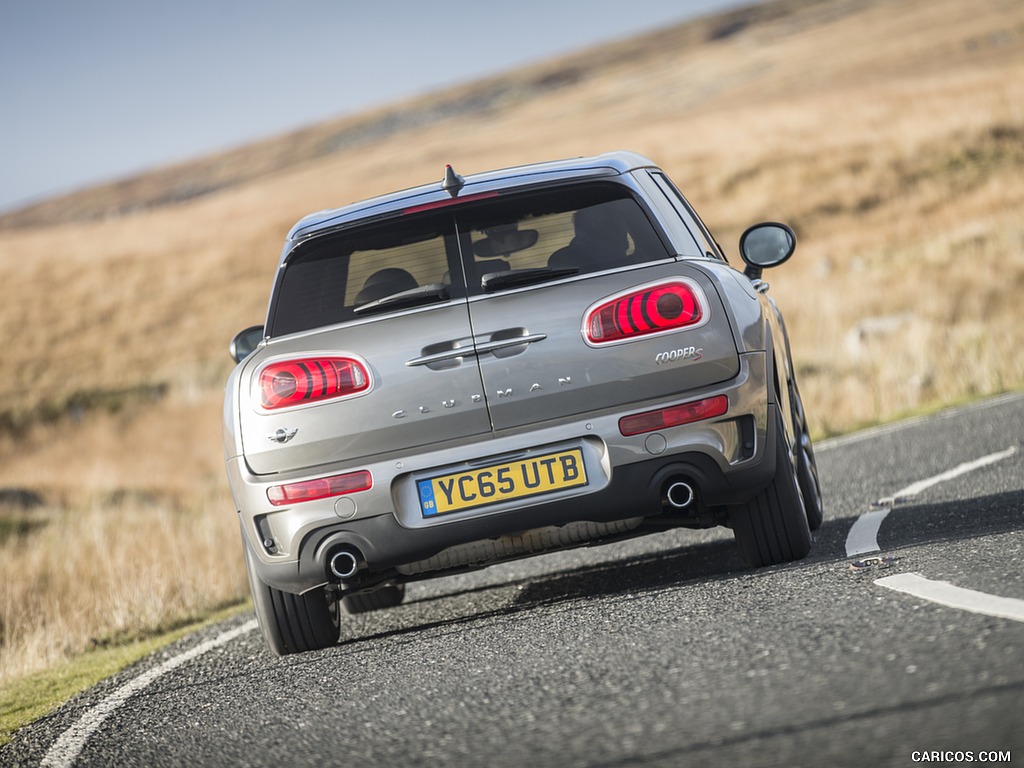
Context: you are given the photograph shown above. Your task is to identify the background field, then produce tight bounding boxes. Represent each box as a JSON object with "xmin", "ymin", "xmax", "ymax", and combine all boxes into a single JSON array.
[{"xmin": 1, "ymin": 0, "xmax": 1022, "ymax": 686}]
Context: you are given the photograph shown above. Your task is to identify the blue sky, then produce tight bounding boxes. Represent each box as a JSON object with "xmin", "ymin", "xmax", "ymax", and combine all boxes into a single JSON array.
[{"xmin": 0, "ymin": 1, "xmax": 750, "ymax": 213}]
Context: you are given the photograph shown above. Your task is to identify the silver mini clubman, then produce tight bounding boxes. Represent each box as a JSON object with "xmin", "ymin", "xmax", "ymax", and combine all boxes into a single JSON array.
[{"xmin": 224, "ymin": 151, "xmax": 822, "ymax": 655}]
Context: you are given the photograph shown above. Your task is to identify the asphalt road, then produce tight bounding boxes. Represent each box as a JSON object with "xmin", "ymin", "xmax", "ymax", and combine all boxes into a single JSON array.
[{"xmin": 5, "ymin": 393, "xmax": 1023, "ymax": 768}]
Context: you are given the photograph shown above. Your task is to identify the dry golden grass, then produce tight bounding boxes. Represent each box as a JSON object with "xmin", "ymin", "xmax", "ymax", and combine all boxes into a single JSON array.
[
  {"xmin": 0, "ymin": 490, "xmax": 246, "ymax": 682},
  {"xmin": 1, "ymin": 0, "xmax": 1023, "ymax": 684},
  {"xmin": 0, "ymin": 389, "xmax": 248, "ymax": 682}
]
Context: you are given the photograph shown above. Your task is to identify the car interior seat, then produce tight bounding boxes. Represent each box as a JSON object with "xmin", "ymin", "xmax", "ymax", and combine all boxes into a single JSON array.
[
  {"xmin": 355, "ymin": 268, "xmax": 419, "ymax": 305},
  {"xmin": 548, "ymin": 205, "xmax": 630, "ymax": 270}
]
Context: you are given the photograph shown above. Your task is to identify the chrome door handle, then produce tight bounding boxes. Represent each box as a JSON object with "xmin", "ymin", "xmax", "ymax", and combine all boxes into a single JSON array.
[
  {"xmin": 406, "ymin": 333, "xmax": 546, "ymax": 366},
  {"xmin": 473, "ymin": 333, "xmax": 547, "ymax": 355},
  {"xmin": 406, "ymin": 347, "xmax": 471, "ymax": 367}
]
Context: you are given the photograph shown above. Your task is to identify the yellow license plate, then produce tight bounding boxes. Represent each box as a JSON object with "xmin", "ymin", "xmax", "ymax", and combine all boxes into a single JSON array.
[{"xmin": 418, "ymin": 448, "xmax": 588, "ymax": 516}]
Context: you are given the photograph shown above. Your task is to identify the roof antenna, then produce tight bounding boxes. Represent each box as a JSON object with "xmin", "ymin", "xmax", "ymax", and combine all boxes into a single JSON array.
[{"xmin": 441, "ymin": 164, "xmax": 465, "ymax": 197}]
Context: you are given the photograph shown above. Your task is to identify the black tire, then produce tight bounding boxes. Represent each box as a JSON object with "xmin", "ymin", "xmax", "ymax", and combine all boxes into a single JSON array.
[
  {"xmin": 797, "ymin": 419, "xmax": 824, "ymax": 531},
  {"xmin": 731, "ymin": 410, "xmax": 812, "ymax": 567},
  {"xmin": 243, "ymin": 537, "xmax": 340, "ymax": 656},
  {"xmin": 792, "ymin": 385, "xmax": 824, "ymax": 531},
  {"xmin": 343, "ymin": 584, "xmax": 406, "ymax": 614}
]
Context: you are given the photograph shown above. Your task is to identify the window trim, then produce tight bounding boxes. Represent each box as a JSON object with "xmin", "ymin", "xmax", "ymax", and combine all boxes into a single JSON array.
[{"xmin": 647, "ymin": 171, "xmax": 728, "ymax": 262}]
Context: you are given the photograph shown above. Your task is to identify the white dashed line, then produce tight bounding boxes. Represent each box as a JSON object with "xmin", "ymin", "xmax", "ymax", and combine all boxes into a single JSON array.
[
  {"xmin": 844, "ymin": 446, "xmax": 1018, "ymax": 557},
  {"xmin": 845, "ymin": 509, "xmax": 894, "ymax": 558},
  {"xmin": 41, "ymin": 619, "xmax": 258, "ymax": 768},
  {"xmin": 876, "ymin": 573, "xmax": 1024, "ymax": 623}
]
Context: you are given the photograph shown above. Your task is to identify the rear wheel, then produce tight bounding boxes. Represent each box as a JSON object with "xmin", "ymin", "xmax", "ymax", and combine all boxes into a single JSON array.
[
  {"xmin": 343, "ymin": 584, "xmax": 406, "ymax": 614},
  {"xmin": 731, "ymin": 410, "xmax": 812, "ymax": 567},
  {"xmin": 243, "ymin": 536, "xmax": 340, "ymax": 656}
]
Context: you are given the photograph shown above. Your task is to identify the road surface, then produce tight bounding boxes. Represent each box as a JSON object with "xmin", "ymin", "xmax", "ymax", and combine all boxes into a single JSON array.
[{"xmin": 5, "ymin": 393, "xmax": 1023, "ymax": 767}]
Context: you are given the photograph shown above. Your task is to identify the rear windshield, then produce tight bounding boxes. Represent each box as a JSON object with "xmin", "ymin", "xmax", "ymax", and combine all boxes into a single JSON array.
[
  {"xmin": 269, "ymin": 182, "xmax": 669, "ymax": 336},
  {"xmin": 270, "ymin": 212, "xmax": 457, "ymax": 336},
  {"xmin": 456, "ymin": 183, "xmax": 668, "ymax": 293}
]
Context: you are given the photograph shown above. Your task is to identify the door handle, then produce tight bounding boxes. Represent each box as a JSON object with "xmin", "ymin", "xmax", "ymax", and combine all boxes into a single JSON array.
[
  {"xmin": 406, "ymin": 349, "xmax": 469, "ymax": 367},
  {"xmin": 473, "ymin": 333, "xmax": 547, "ymax": 356},
  {"xmin": 406, "ymin": 332, "xmax": 546, "ymax": 367},
  {"xmin": 406, "ymin": 337, "xmax": 474, "ymax": 368}
]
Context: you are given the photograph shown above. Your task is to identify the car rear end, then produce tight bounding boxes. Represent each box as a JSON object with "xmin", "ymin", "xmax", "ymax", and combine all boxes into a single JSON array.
[{"xmin": 224, "ymin": 152, "xmax": 776, "ymax": 600}]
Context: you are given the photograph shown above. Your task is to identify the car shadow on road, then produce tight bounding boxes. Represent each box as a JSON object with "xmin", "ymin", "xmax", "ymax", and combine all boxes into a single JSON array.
[
  {"xmin": 334, "ymin": 488, "xmax": 1024, "ymax": 652},
  {"xmin": 336, "ymin": 530, "xmax": 804, "ymax": 651},
  {"xmin": 506, "ymin": 537, "xmax": 748, "ymax": 607}
]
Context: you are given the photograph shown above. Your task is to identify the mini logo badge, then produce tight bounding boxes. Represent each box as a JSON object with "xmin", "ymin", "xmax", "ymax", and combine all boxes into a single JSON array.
[{"xmin": 268, "ymin": 427, "xmax": 298, "ymax": 444}]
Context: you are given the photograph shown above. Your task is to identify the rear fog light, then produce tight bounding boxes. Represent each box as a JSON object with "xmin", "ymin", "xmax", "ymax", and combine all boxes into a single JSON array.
[
  {"xmin": 267, "ymin": 470, "xmax": 373, "ymax": 506},
  {"xmin": 619, "ymin": 395, "xmax": 728, "ymax": 436}
]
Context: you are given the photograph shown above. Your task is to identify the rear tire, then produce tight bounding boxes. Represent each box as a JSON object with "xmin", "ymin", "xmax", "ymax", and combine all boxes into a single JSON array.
[
  {"xmin": 343, "ymin": 584, "xmax": 406, "ymax": 614},
  {"xmin": 731, "ymin": 410, "xmax": 812, "ymax": 567},
  {"xmin": 797, "ymin": 421, "xmax": 824, "ymax": 531},
  {"xmin": 792, "ymin": 383, "xmax": 824, "ymax": 531},
  {"xmin": 243, "ymin": 536, "xmax": 340, "ymax": 656}
]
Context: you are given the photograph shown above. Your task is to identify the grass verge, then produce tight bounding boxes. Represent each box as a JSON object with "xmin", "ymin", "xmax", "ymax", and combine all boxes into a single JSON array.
[{"xmin": 0, "ymin": 601, "xmax": 250, "ymax": 747}]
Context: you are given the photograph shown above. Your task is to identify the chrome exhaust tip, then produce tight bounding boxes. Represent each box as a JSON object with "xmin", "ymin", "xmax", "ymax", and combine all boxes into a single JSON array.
[
  {"xmin": 328, "ymin": 548, "xmax": 363, "ymax": 580},
  {"xmin": 665, "ymin": 481, "xmax": 695, "ymax": 509}
]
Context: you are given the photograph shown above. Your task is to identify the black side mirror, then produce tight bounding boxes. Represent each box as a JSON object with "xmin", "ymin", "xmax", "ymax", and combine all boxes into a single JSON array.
[
  {"xmin": 229, "ymin": 325, "xmax": 265, "ymax": 363},
  {"xmin": 739, "ymin": 222, "xmax": 796, "ymax": 280}
]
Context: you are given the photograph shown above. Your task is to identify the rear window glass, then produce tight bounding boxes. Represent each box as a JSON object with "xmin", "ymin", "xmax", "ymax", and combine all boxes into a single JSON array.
[
  {"xmin": 268, "ymin": 183, "xmax": 670, "ymax": 336},
  {"xmin": 270, "ymin": 214, "xmax": 456, "ymax": 336},
  {"xmin": 457, "ymin": 184, "xmax": 669, "ymax": 293}
]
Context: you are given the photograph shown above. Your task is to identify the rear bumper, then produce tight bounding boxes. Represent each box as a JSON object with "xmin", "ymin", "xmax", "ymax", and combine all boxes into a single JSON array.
[{"xmin": 229, "ymin": 351, "xmax": 775, "ymax": 594}]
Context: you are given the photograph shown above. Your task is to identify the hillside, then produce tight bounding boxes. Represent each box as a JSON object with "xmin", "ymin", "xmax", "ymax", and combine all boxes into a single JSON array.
[
  {"xmin": 0, "ymin": 0, "xmax": 894, "ymax": 232},
  {"xmin": 2, "ymin": 0, "xmax": 1023, "ymax": 478},
  {"xmin": 1, "ymin": 0, "xmax": 1023, "ymax": 682}
]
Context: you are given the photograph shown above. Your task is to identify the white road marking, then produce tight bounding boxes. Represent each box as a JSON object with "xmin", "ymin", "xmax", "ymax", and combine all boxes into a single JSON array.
[
  {"xmin": 845, "ymin": 509, "xmax": 893, "ymax": 557},
  {"xmin": 844, "ymin": 446, "xmax": 1018, "ymax": 557},
  {"xmin": 876, "ymin": 573, "xmax": 1024, "ymax": 623},
  {"xmin": 878, "ymin": 446, "xmax": 1018, "ymax": 504},
  {"xmin": 41, "ymin": 619, "xmax": 258, "ymax": 768}
]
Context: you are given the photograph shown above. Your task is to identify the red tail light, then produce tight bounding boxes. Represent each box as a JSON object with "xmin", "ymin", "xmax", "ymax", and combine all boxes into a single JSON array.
[
  {"xmin": 268, "ymin": 470, "xmax": 372, "ymax": 506},
  {"xmin": 258, "ymin": 357, "xmax": 370, "ymax": 410},
  {"xmin": 584, "ymin": 280, "xmax": 705, "ymax": 344},
  {"xmin": 619, "ymin": 395, "xmax": 728, "ymax": 436}
]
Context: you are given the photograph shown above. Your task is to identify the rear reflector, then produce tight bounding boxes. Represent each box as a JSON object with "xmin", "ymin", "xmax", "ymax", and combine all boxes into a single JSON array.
[
  {"xmin": 585, "ymin": 280, "xmax": 704, "ymax": 344},
  {"xmin": 258, "ymin": 357, "xmax": 369, "ymax": 410},
  {"xmin": 619, "ymin": 395, "xmax": 728, "ymax": 437},
  {"xmin": 267, "ymin": 470, "xmax": 372, "ymax": 507}
]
